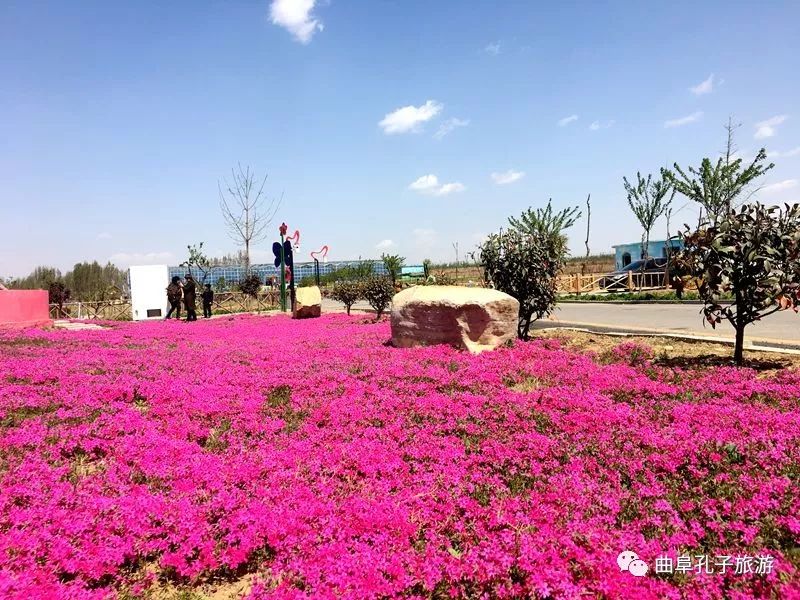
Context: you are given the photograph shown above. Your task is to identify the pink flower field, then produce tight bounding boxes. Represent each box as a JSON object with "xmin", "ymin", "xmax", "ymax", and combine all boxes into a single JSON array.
[{"xmin": 1, "ymin": 314, "xmax": 799, "ymax": 599}]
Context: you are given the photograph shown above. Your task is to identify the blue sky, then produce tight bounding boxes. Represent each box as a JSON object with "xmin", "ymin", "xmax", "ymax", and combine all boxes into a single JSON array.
[{"xmin": 2, "ymin": 0, "xmax": 799, "ymax": 276}]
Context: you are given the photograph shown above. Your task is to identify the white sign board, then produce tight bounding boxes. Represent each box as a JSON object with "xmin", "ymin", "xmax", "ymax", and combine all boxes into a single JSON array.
[{"xmin": 129, "ymin": 265, "xmax": 169, "ymax": 321}]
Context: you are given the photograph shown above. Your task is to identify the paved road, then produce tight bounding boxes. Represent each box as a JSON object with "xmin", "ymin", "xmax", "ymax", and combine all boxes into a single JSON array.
[
  {"xmin": 323, "ymin": 298, "xmax": 800, "ymax": 346},
  {"xmin": 546, "ymin": 302, "xmax": 800, "ymax": 345}
]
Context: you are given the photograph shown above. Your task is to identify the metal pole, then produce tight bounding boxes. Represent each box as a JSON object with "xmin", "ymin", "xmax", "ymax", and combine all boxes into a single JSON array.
[
  {"xmin": 279, "ymin": 233, "xmax": 287, "ymax": 312},
  {"xmin": 289, "ymin": 264, "xmax": 296, "ymax": 313}
]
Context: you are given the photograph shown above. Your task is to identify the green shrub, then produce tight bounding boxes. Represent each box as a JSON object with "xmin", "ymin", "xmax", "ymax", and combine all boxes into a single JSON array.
[
  {"xmin": 429, "ymin": 271, "xmax": 456, "ymax": 286},
  {"xmin": 480, "ymin": 229, "xmax": 565, "ymax": 340},
  {"xmin": 330, "ymin": 281, "xmax": 364, "ymax": 315},
  {"xmin": 238, "ymin": 274, "xmax": 262, "ymax": 298},
  {"xmin": 362, "ymin": 276, "xmax": 394, "ymax": 320},
  {"xmin": 564, "ymin": 290, "xmax": 706, "ymax": 302}
]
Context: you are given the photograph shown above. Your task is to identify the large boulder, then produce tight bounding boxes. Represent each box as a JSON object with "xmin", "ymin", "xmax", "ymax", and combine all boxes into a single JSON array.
[
  {"xmin": 391, "ymin": 286, "xmax": 519, "ymax": 353},
  {"xmin": 293, "ymin": 286, "xmax": 322, "ymax": 319}
]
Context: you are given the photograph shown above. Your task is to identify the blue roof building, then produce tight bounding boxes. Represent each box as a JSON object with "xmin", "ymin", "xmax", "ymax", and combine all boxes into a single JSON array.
[{"xmin": 612, "ymin": 238, "xmax": 682, "ymax": 270}]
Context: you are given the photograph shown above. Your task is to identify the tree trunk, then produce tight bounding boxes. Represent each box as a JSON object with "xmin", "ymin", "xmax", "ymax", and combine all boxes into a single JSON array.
[
  {"xmin": 733, "ymin": 289, "xmax": 745, "ymax": 366},
  {"xmin": 245, "ymin": 240, "xmax": 251, "ymax": 274},
  {"xmin": 583, "ymin": 194, "xmax": 591, "ymax": 276},
  {"xmin": 517, "ymin": 309, "xmax": 533, "ymax": 340},
  {"xmin": 734, "ymin": 324, "xmax": 745, "ymax": 366},
  {"xmin": 639, "ymin": 231, "xmax": 649, "ymax": 292}
]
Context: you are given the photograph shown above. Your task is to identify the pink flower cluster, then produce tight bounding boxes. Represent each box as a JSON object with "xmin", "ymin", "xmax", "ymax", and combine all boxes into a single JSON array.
[{"xmin": 0, "ymin": 314, "xmax": 798, "ymax": 599}]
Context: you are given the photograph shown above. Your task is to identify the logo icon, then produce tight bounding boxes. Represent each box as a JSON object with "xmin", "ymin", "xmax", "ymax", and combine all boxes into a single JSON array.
[{"xmin": 617, "ymin": 550, "xmax": 649, "ymax": 577}]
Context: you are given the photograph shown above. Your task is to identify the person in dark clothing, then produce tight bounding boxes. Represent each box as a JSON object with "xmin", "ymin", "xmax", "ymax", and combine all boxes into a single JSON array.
[
  {"xmin": 183, "ymin": 273, "xmax": 197, "ymax": 322},
  {"xmin": 201, "ymin": 284, "xmax": 214, "ymax": 318},
  {"xmin": 165, "ymin": 276, "xmax": 183, "ymax": 319}
]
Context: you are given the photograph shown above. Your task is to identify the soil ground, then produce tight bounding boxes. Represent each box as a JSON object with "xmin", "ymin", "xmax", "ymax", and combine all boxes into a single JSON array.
[{"xmin": 531, "ymin": 328, "xmax": 800, "ymax": 371}]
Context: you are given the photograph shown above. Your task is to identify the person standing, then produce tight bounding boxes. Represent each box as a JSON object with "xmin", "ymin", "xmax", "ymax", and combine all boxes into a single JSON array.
[
  {"xmin": 201, "ymin": 284, "xmax": 214, "ymax": 319},
  {"xmin": 183, "ymin": 273, "xmax": 197, "ymax": 321},
  {"xmin": 165, "ymin": 276, "xmax": 183, "ymax": 319}
]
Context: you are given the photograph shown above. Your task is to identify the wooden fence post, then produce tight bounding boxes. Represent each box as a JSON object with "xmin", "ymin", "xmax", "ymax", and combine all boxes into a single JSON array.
[{"xmin": 627, "ymin": 271, "xmax": 634, "ymax": 291}]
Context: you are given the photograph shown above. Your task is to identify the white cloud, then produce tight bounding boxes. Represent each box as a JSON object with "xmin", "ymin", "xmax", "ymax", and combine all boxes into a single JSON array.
[
  {"xmin": 96, "ymin": 232, "xmax": 112, "ymax": 240},
  {"xmin": 589, "ymin": 119, "xmax": 615, "ymax": 131},
  {"xmin": 761, "ymin": 179, "xmax": 798, "ymax": 194},
  {"xmin": 379, "ymin": 100, "xmax": 443, "ymax": 134},
  {"xmin": 269, "ymin": 0, "xmax": 324, "ymax": 44},
  {"xmin": 689, "ymin": 74, "xmax": 715, "ymax": 95},
  {"xmin": 375, "ymin": 239, "xmax": 395, "ymax": 250},
  {"xmin": 768, "ymin": 146, "xmax": 800, "ymax": 158},
  {"xmin": 408, "ymin": 174, "xmax": 440, "ymax": 192},
  {"xmin": 434, "ymin": 117, "xmax": 469, "ymax": 140},
  {"xmin": 664, "ymin": 111, "xmax": 703, "ymax": 128},
  {"xmin": 491, "ymin": 169, "xmax": 525, "ymax": 185},
  {"xmin": 557, "ymin": 114, "xmax": 578, "ymax": 127},
  {"xmin": 484, "ymin": 42, "xmax": 501, "ymax": 55},
  {"xmin": 109, "ymin": 251, "xmax": 174, "ymax": 267},
  {"xmin": 436, "ymin": 182, "xmax": 465, "ymax": 196},
  {"xmin": 755, "ymin": 115, "xmax": 788, "ymax": 140},
  {"xmin": 408, "ymin": 174, "xmax": 465, "ymax": 196}
]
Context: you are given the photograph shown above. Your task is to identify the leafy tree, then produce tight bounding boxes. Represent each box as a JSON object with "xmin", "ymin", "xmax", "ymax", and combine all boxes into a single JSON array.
[
  {"xmin": 304, "ymin": 259, "xmax": 375, "ymax": 287},
  {"xmin": 623, "ymin": 171, "xmax": 674, "ymax": 261},
  {"xmin": 238, "ymin": 273, "xmax": 262, "ymax": 298},
  {"xmin": 8, "ymin": 266, "xmax": 62, "ymax": 290},
  {"xmin": 508, "ymin": 199, "xmax": 581, "ymax": 253},
  {"xmin": 381, "ymin": 253, "xmax": 405, "ymax": 285},
  {"xmin": 48, "ymin": 281, "xmax": 71, "ymax": 317},
  {"xmin": 181, "ymin": 243, "xmax": 211, "ymax": 283},
  {"xmin": 667, "ymin": 148, "xmax": 774, "ymax": 225},
  {"xmin": 480, "ymin": 228, "xmax": 565, "ymax": 340},
  {"xmin": 362, "ymin": 276, "xmax": 394, "ymax": 320},
  {"xmin": 675, "ymin": 202, "xmax": 800, "ymax": 365},
  {"xmin": 63, "ymin": 261, "xmax": 127, "ymax": 301},
  {"xmin": 330, "ymin": 280, "xmax": 363, "ymax": 315},
  {"xmin": 209, "ymin": 250, "xmax": 248, "ymax": 267}
]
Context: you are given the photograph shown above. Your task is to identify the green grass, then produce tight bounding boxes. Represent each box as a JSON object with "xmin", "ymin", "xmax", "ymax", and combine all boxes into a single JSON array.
[{"xmin": 560, "ymin": 291, "xmax": 702, "ymax": 302}]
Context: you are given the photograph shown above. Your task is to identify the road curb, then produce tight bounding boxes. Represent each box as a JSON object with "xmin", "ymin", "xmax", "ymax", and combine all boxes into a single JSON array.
[{"xmin": 557, "ymin": 299, "xmax": 706, "ymax": 305}]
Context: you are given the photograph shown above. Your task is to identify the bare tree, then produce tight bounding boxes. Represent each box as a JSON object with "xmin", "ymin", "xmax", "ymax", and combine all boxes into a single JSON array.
[
  {"xmin": 219, "ymin": 164, "xmax": 282, "ymax": 273},
  {"xmin": 582, "ymin": 194, "xmax": 591, "ymax": 275},
  {"xmin": 722, "ymin": 116, "xmax": 740, "ymax": 168},
  {"xmin": 452, "ymin": 242, "xmax": 459, "ymax": 281}
]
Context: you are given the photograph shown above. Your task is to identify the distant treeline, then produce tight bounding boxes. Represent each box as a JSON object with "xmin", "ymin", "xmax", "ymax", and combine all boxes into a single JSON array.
[{"xmin": 5, "ymin": 262, "xmax": 128, "ymax": 302}]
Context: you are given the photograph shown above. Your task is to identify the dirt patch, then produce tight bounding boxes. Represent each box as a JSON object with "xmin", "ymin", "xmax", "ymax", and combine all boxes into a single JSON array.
[
  {"xmin": 127, "ymin": 575, "xmax": 254, "ymax": 600},
  {"xmin": 531, "ymin": 328, "xmax": 800, "ymax": 371}
]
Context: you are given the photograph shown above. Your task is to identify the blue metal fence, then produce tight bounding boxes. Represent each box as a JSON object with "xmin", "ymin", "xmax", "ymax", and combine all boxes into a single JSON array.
[{"xmin": 169, "ymin": 260, "xmax": 389, "ymax": 286}]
